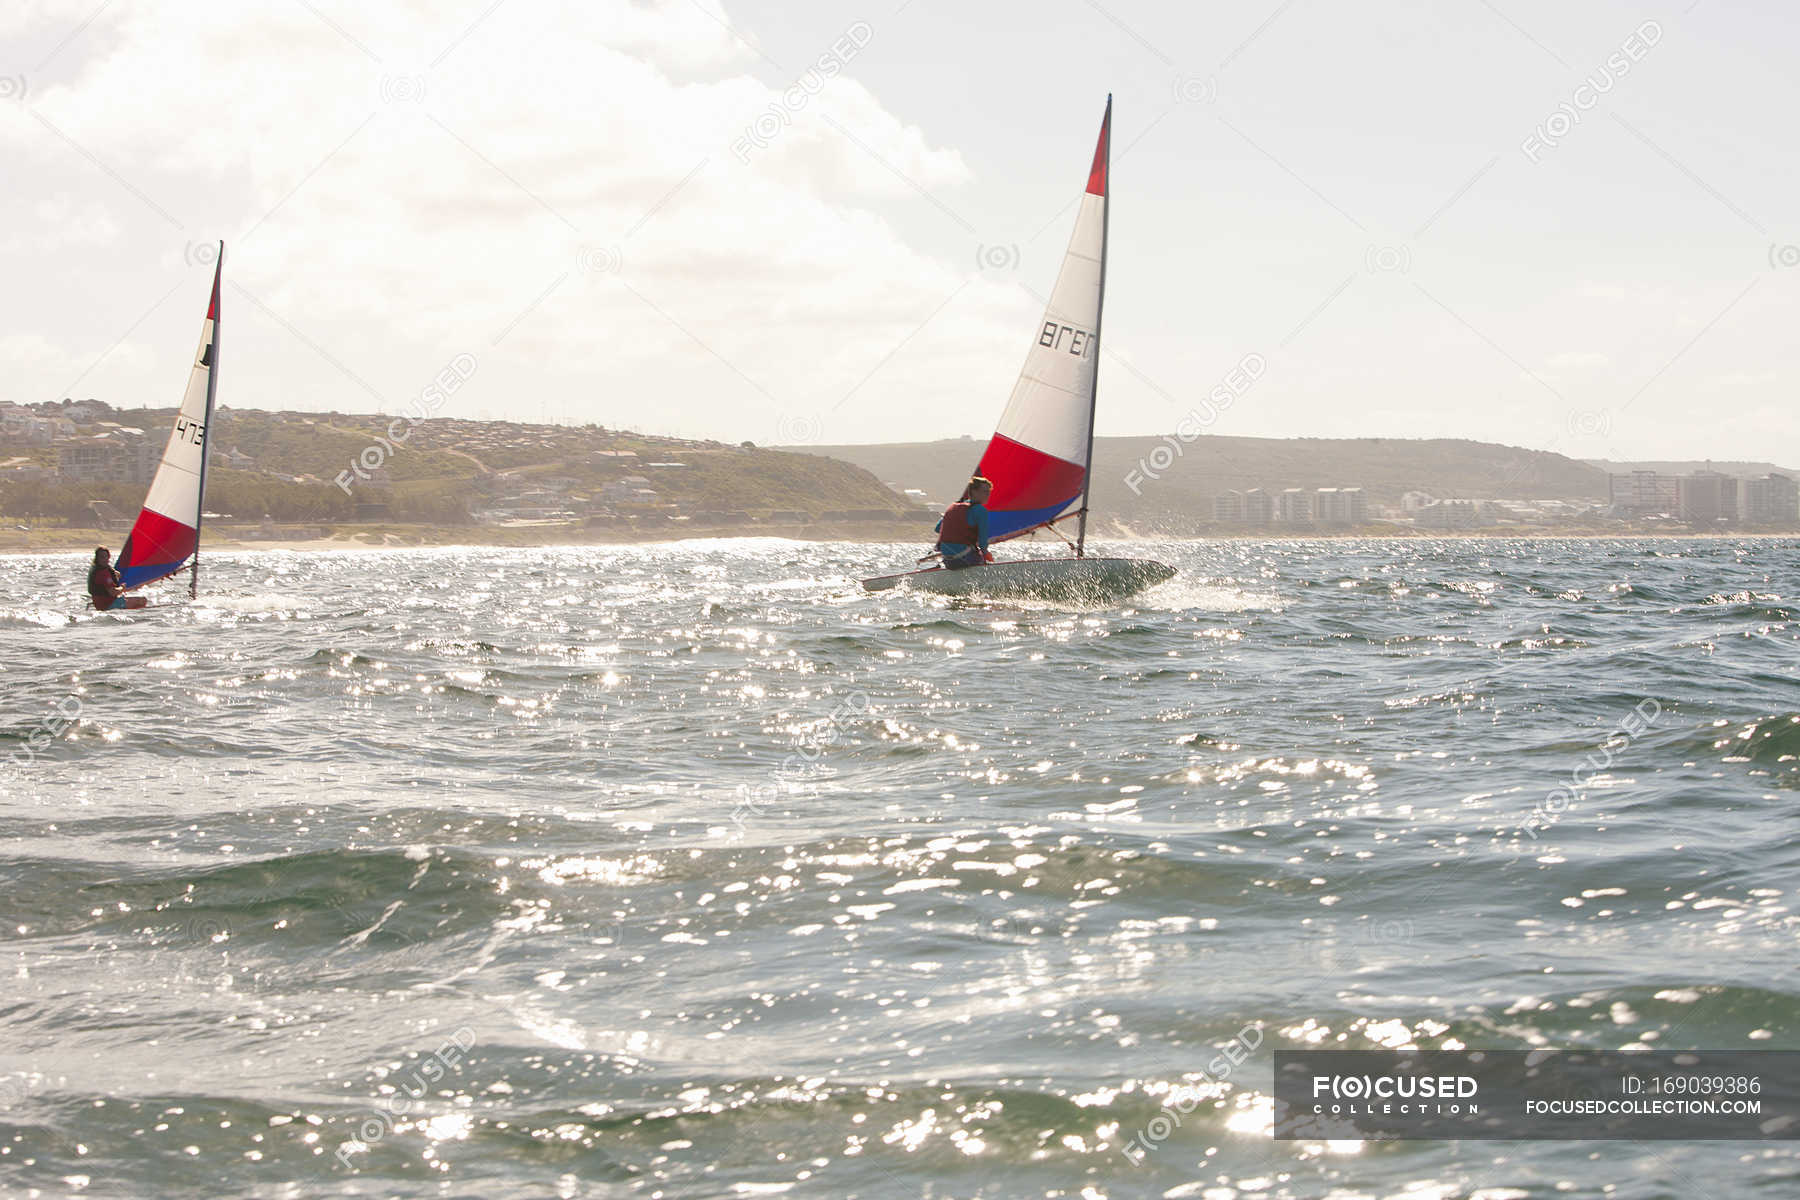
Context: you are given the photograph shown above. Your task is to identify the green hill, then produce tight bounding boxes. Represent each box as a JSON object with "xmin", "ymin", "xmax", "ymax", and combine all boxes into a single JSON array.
[{"xmin": 6, "ymin": 403, "xmax": 914, "ymax": 526}]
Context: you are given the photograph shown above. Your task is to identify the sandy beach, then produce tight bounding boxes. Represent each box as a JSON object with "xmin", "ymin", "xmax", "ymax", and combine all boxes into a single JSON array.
[
  {"xmin": 0, "ymin": 519, "xmax": 937, "ymax": 555},
  {"xmin": 5, "ymin": 521, "xmax": 1793, "ymax": 559}
]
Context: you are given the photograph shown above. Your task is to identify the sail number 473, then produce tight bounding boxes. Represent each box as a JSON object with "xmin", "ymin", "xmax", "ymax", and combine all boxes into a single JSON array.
[{"xmin": 174, "ymin": 417, "xmax": 205, "ymax": 445}]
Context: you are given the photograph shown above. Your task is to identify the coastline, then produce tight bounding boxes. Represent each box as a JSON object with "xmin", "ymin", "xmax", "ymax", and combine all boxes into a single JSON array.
[{"xmin": 3, "ymin": 520, "xmax": 1796, "ymax": 558}]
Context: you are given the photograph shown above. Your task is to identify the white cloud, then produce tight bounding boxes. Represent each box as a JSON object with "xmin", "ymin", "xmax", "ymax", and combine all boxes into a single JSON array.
[
  {"xmin": 1545, "ymin": 351, "xmax": 1610, "ymax": 369},
  {"xmin": 0, "ymin": 196, "xmax": 119, "ymax": 253},
  {"xmin": 0, "ymin": 331, "xmax": 151, "ymax": 394},
  {"xmin": 0, "ymin": 1, "xmax": 1025, "ymax": 443},
  {"xmin": 9, "ymin": 1, "xmax": 1787, "ymax": 459},
  {"xmin": 0, "ymin": 332, "xmax": 81, "ymax": 376}
]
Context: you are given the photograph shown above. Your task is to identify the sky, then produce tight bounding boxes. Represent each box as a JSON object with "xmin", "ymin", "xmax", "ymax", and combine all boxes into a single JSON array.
[{"xmin": 2, "ymin": 0, "xmax": 1796, "ymax": 464}]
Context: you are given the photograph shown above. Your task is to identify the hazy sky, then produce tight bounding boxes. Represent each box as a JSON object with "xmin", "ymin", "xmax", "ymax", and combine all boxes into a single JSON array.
[{"xmin": 3, "ymin": 1, "xmax": 1796, "ymax": 463}]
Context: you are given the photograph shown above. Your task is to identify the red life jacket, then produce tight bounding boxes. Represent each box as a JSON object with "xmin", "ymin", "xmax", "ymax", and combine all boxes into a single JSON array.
[
  {"xmin": 938, "ymin": 500, "xmax": 977, "ymax": 545},
  {"xmin": 88, "ymin": 564, "xmax": 120, "ymax": 610}
]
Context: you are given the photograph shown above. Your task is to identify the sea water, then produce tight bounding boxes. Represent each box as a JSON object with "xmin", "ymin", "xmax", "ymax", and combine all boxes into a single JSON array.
[{"xmin": 1, "ymin": 537, "xmax": 1795, "ymax": 1197}]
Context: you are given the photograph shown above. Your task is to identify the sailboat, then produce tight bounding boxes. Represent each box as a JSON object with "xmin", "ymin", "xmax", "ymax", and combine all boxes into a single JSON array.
[
  {"xmin": 861, "ymin": 97, "xmax": 1173, "ymax": 600},
  {"xmin": 112, "ymin": 244, "xmax": 223, "ymax": 604}
]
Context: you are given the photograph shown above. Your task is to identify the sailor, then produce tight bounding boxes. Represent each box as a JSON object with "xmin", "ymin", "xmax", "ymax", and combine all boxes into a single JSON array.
[
  {"xmin": 935, "ymin": 476, "xmax": 993, "ymax": 569},
  {"xmin": 86, "ymin": 547, "xmax": 146, "ymax": 611}
]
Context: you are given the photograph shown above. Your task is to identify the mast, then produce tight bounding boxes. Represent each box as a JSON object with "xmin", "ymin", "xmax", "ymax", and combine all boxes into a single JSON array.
[
  {"xmin": 1074, "ymin": 95, "xmax": 1111, "ymax": 559},
  {"xmin": 191, "ymin": 243, "xmax": 222, "ymax": 599}
]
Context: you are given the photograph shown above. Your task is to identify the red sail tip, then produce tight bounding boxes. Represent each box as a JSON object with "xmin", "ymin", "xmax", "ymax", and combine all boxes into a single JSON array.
[
  {"xmin": 1085, "ymin": 105, "xmax": 1110, "ymax": 196},
  {"xmin": 206, "ymin": 253, "xmax": 221, "ymax": 319}
]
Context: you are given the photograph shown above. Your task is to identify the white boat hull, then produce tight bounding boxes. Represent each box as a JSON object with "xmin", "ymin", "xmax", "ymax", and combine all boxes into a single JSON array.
[{"xmin": 861, "ymin": 556, "xmax": 1175, "ymax": 600}]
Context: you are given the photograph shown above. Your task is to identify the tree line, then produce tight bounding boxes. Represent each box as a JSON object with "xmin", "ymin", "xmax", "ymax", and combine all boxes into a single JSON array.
[{"xmin": 0, "ymin": 472, "xmax": 471, "ymax": 525}]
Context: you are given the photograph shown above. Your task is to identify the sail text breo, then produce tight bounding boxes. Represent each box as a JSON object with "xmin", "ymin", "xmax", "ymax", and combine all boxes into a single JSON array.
[
  {"xmin": 335, "ymin": 354, "xmax": 477, "ymax": 494},
  {"xmin": 731, "ymin": 22, "xmax": 874, "ymax": 162},
  {"xmin": 1040, "ymin": 322, "xmax": 1096, "ymax": 359},
  {"xmin": 1123, "ymin": 352, "xmax": 1265, "ymax": 495}
]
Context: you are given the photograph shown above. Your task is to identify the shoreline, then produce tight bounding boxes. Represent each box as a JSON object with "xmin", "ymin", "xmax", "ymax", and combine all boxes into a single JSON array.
[{"xmin": 3, "ymin": 521, "xmax": 1797, "ymax": 558}]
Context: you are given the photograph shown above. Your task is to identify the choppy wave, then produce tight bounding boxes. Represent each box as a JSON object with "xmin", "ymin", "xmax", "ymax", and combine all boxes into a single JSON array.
[{"xmin": 1, "ymin": 537, "xmax": 1797, "ymax": 1197}]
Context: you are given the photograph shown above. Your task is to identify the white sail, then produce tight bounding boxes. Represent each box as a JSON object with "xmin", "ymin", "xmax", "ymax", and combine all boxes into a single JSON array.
[
  {"xmin": 971, "ymin": 97, "xmax": 1110, "ymax": 546},
  {"xmin": 859, "ymin": 98, "xmax": 1174, "ymax": 598},
  {"xmin": 116, "ymin": 248, "xmax": 221, "ymax": 592}
]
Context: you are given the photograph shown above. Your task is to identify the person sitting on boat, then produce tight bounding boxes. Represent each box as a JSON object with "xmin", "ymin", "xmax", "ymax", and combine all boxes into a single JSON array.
[
  {"xmin": 935, "ymin": 476, "xmax": 994, "ymax": 569},
  {"xmin": 86, "ymin": 547, "xmax": 146, "ymax": 611}
]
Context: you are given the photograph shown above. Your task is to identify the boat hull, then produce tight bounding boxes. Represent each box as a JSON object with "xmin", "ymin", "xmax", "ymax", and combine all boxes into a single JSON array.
[{"xmin": 861, "ymin": 556, "xmax": 1175, "ymax": 600}]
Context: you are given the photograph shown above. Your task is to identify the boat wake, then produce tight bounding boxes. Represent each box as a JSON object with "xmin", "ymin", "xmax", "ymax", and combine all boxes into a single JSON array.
[
  {"xmin": 0, "ymin": 606, "xmax": 78, "ymax": 628},
  {"xmin": 198, "ymin": 594, "xmax": 310, "ymax": 618},
  {"xmin": 1133, "ymin": 579, "xmax": 1284, "ymax": 613}
]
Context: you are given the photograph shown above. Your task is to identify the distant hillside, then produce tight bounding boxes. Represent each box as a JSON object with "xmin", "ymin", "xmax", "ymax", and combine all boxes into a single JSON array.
[
  {"xmin": 192, "ymin": 408, "xmax": 912, "ymax": 513},
  {"xmin": 1586, "ymin": 459, "xmax": 1800, "ymax": 479},
  {"xmin": 798, "ymin": 435, "xmax": 1610, "ymax": 529},
  {"xmin": 4, "ymin": 402, "xmax": 913, "ymax": 525}
]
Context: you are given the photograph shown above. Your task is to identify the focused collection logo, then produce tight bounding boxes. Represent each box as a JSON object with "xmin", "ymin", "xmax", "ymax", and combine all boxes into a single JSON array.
[{"xmin": 1309, "ymin": 1071, "xmax": 1480, "ymax": 1115}]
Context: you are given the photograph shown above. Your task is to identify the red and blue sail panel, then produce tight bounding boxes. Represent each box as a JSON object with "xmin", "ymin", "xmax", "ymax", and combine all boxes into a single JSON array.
[
  {"xmin": 969, "ymin": 101, "xmax": 1109, "ymax": 543},
  {"xmin": 117, "ymin": 509, "xmax": 201, "ymax": 590},
  {"xmin": 975, "ymin": 435, "xmax": 1088, "ymax": 541},
  {"xmin": 117, "ymin": 259, "xmax": 219, "ymax": 589}
]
